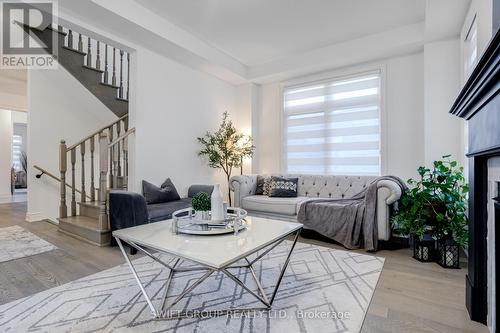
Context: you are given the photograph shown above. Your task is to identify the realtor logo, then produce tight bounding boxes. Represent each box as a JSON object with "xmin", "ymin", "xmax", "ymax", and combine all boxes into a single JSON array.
[{"xmin": 1, "ymin": 0, "xmax": 58, "ymax": 69}]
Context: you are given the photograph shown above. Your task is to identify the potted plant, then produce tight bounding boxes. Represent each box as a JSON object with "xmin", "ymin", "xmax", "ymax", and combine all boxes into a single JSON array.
[
  {"xmin": 391, "ymin": 155, "xmax": 468, "ymax": 266},
  {"xmin": 191, "ymin": 192, "xmax": 211, "ymax": 220},
  {"xmin": 197, "ymin": 112, "xmax": 255, "ymax": 206}
]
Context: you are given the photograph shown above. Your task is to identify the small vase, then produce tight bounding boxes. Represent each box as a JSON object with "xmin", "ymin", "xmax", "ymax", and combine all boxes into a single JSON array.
[{"xmin": 211, "ymin": 184, "xmax": 224, "ymax": 221}]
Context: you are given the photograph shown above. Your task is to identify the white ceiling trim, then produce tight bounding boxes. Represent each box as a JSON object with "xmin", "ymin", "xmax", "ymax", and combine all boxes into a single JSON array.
[{"xmin": 248, "ymin": 22, "xmax": 425, "ymax": 83}]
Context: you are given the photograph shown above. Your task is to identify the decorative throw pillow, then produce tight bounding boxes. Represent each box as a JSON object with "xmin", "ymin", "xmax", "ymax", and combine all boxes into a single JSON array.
[
  {"xmin": 142, "ymin": 179, "xmax": 180, "ymax": 204},
  {"xmin": 255, "ymin": 175, "xmax": 267, "ymax": 195},
  {"xmin": 268, "ymin": 176, "xmax": 298, "ymax": 198},
  {"xmin": 160, "ymin": 178, "xmax": 181, "ymax": 201},
  {"xmin": 263, "ymin": 177, "xmax": 272, "ymax": 196}
]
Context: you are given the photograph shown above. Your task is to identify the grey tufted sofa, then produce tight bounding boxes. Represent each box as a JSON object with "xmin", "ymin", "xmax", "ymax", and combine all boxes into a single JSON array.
[{"xmin": 230, "ymin": 174, "xmax": 403, "ymax": 241}]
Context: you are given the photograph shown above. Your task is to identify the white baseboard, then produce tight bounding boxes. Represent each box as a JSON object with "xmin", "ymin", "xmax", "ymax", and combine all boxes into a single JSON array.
[
  {"xmin": 0, "ymin": 193, "xmax": 13, "ymax": 200},
  {"xmin": 26, "ymin": 212, "xmax": 58, "ymax": 225},
  {"xmin": 25, "ymin": 212, "xmax": 45, "ymax": 222}
]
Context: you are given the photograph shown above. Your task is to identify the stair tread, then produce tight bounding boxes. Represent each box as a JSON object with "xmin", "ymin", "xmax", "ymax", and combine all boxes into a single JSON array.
[
  {"xmin": 100, "ymin": 82, "xmax": 120, "ymax": 89},
  {"xmin": 78, "ymin": 201, "xmax": 100, "ymax": 208},
  {"xmin": 116, "ymin": 97, "xmax": 129, "ymax": 103},
  {"xmin": 82, "ymin": 65, "xmax": 104, "ymax": 73},
  {"xmin": 62, "ymin": 45, "xmax": 86, "ymax": 56},
  {"xmin": 58, "ymin": 215, "xmax": 100, "ymax": 231},
  {"xmin": 46, "ymin": 26, "xmax": 67, "ymax": 36}
]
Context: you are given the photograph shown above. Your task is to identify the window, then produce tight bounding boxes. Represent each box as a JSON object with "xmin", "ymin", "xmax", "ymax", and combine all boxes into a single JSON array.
[
  {"xmin": 464, "ymin": 15, "xmax": 478, "ymax": 78},
  {"xmin": 283, "ymin": 71, "xmax": 381, "ymax": 175},
  {"xmin": 12, "ymin": 134, "xmax": 23, "ymax": 170}
]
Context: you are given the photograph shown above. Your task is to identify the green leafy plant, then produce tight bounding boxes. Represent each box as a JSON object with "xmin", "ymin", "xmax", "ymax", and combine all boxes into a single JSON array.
[
  {"xmin": 192, "ymin": 192, "xmax": 211, "ymax": 211},
  {"xmin": 391, "ymin": 155, "xmax": 469, "ymax": 246},
  {"xmin": 197, "ymin": 112, "xmax": 255, "ymax": 205}
]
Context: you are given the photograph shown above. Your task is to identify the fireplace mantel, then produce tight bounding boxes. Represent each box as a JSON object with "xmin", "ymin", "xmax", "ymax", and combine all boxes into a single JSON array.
[{"xmin": 450, "ymin": 28, "xmax": 499, "ymax": 326}]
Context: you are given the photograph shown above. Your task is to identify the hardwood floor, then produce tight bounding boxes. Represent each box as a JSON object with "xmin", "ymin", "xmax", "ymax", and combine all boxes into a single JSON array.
[
  {"xmin": 0, "ymin": 202, "xmax": 489, "ymax": 333},
  {"xmin": 0, "ymin": 202, "xmax": 124, "ymax": 305}
]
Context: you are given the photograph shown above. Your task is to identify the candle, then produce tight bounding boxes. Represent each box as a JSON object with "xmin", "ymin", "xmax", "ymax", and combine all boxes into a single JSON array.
[
  {"xmin": 421, "ymin": 246, "xmax": 428, "ymax": 261},
  {"xmin": 446, "ymin": 250, "xmax": 454, "ymax": 266}
]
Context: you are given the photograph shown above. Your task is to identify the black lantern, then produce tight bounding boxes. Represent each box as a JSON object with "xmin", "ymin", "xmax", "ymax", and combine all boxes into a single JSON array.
[
  {"xmin": 437, "ymin": 239, "xmax": 460, "ymax": 268},
  {"xmin": 412, "ymin": 234, "xmax": 436, "ymax": 262}
]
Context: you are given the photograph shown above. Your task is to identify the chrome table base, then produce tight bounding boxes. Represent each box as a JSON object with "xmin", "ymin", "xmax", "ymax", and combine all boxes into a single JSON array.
[{"xmin": 115, "ymin": 229, "xmax": 301, "ymax": 320}]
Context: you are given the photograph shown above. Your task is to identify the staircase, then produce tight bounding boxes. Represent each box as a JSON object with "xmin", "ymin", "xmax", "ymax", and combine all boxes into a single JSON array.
[
  {"xmin": 25, "ymin": 23, "xmax": 130, "ymax": 117},
  {"xmin": 56, "ymin": 115, "xmax": 133, "ymax": 246},
  {"xmin": 30, "ymin": 23, "xmax": 134, "ymax": 246}
]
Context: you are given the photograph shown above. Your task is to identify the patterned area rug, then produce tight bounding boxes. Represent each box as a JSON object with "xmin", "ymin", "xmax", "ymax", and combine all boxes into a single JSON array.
[
  {"xmin": 0, "ymin": 225, "xmax": 57, "ymax": 263},
  {"xmin": 0, "ymin": 241, "xmax": 384, "ymax": 333}
]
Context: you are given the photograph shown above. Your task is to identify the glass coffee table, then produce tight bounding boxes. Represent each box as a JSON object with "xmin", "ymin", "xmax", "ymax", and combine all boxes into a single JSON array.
[{"xmin": 113, "ymin": 216, "xmax": 303, "ymax": 320}]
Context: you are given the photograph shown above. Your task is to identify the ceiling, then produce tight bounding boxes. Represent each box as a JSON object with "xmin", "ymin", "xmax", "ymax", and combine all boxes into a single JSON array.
[{"xmin": 135, "ymin": 0, "xmax": 425, "ymax": 65}]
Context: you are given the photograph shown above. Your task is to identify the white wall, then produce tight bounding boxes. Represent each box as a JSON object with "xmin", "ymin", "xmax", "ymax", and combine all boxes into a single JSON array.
[
  {"xmin": 0, "ymin": 110, "xmax": 12, "ymax": 199},
  {"xmin": 0, "ymin": 91, "xmax": 27, "ymax": 112},
  {"xmin": 385, "ymin": 53, "xmax": 425, "ymax": 180},
  {"xmin": 11, "ymin": 111, "xmax": 27, "ymax": 124},
  {"xmin": 0, "ymin": 70, "xmax": 27, "ymax": 112},
  {"xmin": 423, "ymin": 39, "xmax": 463, "ymax": 166},
  {"xmin": 27, "ymin": 67, "xmax": 117, "ymax": 222},
  {"xmin": 235, "ymin": 83, "xmax": 258, "ymax": 175},
  {"xmin": 253, "ymin": 53, "xmax": 425, "ymax": 181},
  {"xmin": 131, "ymin": 48, "xmax": 243, "ymax": 202},
  {"xmin": 253, "ymin": 82, "xmax": 282, "ymax": 175}
]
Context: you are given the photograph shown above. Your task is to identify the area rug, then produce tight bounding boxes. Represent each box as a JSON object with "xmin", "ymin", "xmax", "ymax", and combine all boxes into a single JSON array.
[
  {"xmin": 0, "ymin": 241, "xmax": 384, "ymax": 333},
  {"xmin": 0, "ymin": 225, "xmax": 57, "ymax": 263}
]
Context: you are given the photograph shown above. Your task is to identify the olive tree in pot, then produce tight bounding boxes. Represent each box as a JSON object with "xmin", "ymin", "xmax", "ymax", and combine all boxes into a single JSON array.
[
  {"xmin": 391, "ymin": 155, "xmax": 468, "ymax": 265},
  {"xmin": 197, "ymin": 112, "xmax": 255, "ymax": 206}
]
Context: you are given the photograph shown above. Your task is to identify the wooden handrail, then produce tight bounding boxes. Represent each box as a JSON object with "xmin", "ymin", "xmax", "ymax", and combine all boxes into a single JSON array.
[
  {"xmin": 109, "ymin": 128, "xmax": 135, "ymax": 148},
  {"xmin": 34, "ymin": 165, "xmax": 92, "ymax": 200},
  {"xmin": 66, "ymin": 114, "xmax": 128, "ymax": 151}
]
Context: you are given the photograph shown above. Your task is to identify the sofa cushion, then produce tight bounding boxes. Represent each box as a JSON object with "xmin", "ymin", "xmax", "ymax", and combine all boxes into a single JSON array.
[
  {"xmin": 142, "ymin": 180, "xmax": 180, "ymax": 204},
  {"xmin": 160, "ymin": 178, "xmax": 181, "ymax": 201},
  {"xmin": 241, "ymin": 195, "xmax": 308, "ymax": 216},
  {"xmin": 187, "ymin": 185, "xmax": 214, "ymax": 198},
  {"xmin": 263, "ymin": 177, "xmax": 273, "ymax": 195},
  {"xmin": 255, "ymin": 175, "xmax": 267, "ymax": 195},
  {"xmin": 268, "ymin": 176, "xmax": 298, "ymax": 197},
  {"xmin": 147, "ymin": 198, "xmax": 192, "ymax": 222}
]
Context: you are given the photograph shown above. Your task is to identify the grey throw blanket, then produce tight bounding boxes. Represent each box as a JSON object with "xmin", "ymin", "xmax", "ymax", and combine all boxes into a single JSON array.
[{"xmin": 297, "ymin": 176, "xmax": 406, "ymax": 251}]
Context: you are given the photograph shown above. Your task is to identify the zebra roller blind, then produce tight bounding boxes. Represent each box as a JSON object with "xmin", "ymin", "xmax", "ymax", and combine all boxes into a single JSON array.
[{"xmin": 283, "ymin": 71, "xmax": 381, "ymax": 175}]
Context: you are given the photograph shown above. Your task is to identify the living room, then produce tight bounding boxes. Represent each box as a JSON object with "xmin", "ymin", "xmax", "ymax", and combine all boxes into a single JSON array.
[{"xmin": 0, "ymin": 0, "xmax": 498, "ymax": 332}]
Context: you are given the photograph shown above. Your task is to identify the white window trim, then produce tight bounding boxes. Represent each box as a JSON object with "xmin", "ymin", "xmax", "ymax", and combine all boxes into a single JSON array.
[{"xmin": 278, "ymin": 64, "xmax": 388, "ymax": 176}]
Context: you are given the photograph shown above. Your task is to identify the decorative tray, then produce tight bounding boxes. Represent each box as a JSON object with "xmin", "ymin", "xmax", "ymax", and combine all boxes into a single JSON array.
[{"xmin": 171, "ymin": 207, "xmax": 247, "ymax": 236}]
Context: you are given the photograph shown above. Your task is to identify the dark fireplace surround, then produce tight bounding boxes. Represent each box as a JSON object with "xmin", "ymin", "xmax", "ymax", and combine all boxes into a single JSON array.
[{"xmin": 450, "ymin": 28, "xmax": 500, "ymax": 325}]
